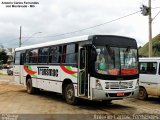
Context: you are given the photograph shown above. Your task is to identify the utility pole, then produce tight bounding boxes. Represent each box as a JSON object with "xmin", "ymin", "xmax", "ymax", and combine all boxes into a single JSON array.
[
  {"xmin": 148, "ymin": 0, "xmax": 152, "ymax": 57},
  {"xmin": 19, "ymin": 26, "xmax": 22, "ymax": 47},
  {"xmin": 140, "ymin": 0, "xmax": 152, "ymax": 57}
]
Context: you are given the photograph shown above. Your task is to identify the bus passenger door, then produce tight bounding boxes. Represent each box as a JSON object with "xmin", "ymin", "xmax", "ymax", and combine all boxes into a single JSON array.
[
  {"xmin": 78, "ymin": 47, "xmax": 88, "ymax": 96},
  {"xmin": 14, "ymin": 51, "xmax": 21, "ymax": 84},
  {"xmin": 20, "ymin": 52, "xmax": 25, "ymax": 85}
]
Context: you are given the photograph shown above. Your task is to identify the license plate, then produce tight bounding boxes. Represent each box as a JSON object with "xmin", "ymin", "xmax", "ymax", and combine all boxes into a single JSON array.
[{"xmin": 117, "ymin": 92, "xmax": 125, "ymax": 96}]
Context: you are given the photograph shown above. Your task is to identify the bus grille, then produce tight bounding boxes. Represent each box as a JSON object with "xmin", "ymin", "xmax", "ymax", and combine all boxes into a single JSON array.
[{"xmin": 105, "ymin": 81, "xmax": 133, "ymax": 89}]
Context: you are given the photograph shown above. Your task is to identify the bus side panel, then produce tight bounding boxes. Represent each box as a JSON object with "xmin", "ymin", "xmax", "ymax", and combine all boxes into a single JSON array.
[
  {"xmin": 60, "ymin": 66, "xmax": 78, "ymax": 97},
  {"xmin": 35, "ymin": 65, "xmax": 62, "ymax": 93},
  {"xmin": 140, "ymin": 74, "xmax": 158, "ymax": 96},
  {"xmin": 22, "ymin": 65, "xmax": 38, "ymax": 88},
  {"xmin": 37, "ymin": 79, "xmax": 62, "ymax": 93}
]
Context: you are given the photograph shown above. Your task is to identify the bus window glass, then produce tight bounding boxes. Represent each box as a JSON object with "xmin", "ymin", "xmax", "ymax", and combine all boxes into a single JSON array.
[
  {"xmin": 29, "ymin": 49, "xmax": 38, "ymax": 63},
  {"xmin": 39, "ymin": 47, "xmax": 49, "ymax": 63},
  {"xmin": 66, "ymin": 53, "xmax": 78, "ymax": 64},
  {"xmin": 62, "ymin": 44, "xmax": 78, "ymax": 64},
  {"xmin": 140, "ymin": 62, "xmax": 157, "ymax": 74},
  {"xmin": 15, "ymin": 51, "xmax": 21, "ymax": 65},
  {"xmin": 120, "ymin": 48, "xmax": 137, "ymax": 69},
  {"xmin": 95, "ymin": 46, "xmax": 138, "ymax": 76},
  {"xmin": 66, "ymin": 44, "xmax": 75, "ymax": 54},
  {"xmin": 20, "ymin": 51, "xmax": 26, "ymax": 65},
  {"xmin": 49, "ymin": 46, "xmax": 61, "ymax": 63},
  {"xmin": 62, "ymin": 45, "xmax": 67, "ymax": 63},
  {"xmin": 26, "ymin": 50, "xmax": 29, "ymax": 63}
]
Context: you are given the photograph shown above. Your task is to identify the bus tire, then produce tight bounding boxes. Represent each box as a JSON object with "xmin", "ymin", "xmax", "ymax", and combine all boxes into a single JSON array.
[
  {"xmin": 65, "ymin": 83, "xmax": 77, "ymax": 105},
  {"xmin": 26, "ymin": 78, "xmax": 36, "ymax": 94},
  {"xmin": 139, "ymin": 87, "xmax": 148, "ymax": 100}
]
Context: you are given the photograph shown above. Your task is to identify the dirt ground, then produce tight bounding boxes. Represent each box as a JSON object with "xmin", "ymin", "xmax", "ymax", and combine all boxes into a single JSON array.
[
  {"xmin": 0, "ymin": 75, "xmax": 13, "ymax": 81},
  {"xmin": 0, "ymin": 75, "xmax": 160, "ymax": 120}
]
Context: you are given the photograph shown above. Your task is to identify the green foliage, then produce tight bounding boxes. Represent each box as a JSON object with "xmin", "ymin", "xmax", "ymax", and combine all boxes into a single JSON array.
[
  {"xmin": 139, "ymin": 34, "xmax": 160, "ymax": 57},
  {"xmin": 153, "ymin": 42, "xmax": 160, "ymax": 53},
  {"xmin": 0, "ymin": 50, "xmax": 9, "ymax": 64}
]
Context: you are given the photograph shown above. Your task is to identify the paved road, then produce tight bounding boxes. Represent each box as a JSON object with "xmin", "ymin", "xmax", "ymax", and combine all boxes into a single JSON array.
[{"xmin": 0, "ymin": 75, "xmax": 160, "ymax": 120}]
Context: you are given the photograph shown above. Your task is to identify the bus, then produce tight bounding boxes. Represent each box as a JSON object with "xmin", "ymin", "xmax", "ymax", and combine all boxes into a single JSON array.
[
  {"xmin": 14, "ymin": 35, "xmax": 139, "ymax": 104},
  {"xmin": 139, "ymin": 57, "xmax": 160, "ymax": 100}
]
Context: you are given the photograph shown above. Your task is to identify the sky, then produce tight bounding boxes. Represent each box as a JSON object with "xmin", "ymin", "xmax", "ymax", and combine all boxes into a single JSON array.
[{"xmin": 0, "ymin": 0, "xmax": 159, "ymax": 48}]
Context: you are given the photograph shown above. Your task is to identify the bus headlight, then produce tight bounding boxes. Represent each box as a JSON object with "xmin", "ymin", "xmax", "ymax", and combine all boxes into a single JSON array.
[{"xmin": 96, "ymin": 80, "xmax": 102, "ymax": 90}]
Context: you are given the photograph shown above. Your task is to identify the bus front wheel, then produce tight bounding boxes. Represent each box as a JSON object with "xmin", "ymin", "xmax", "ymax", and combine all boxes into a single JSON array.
[
  {"xmin": 65, "ymin": 83, "xmax": 77, "ymax": 105},
  {"xmin": 26, "ymin": 78, "xmax": 36, "ymax": 94},
  {"xmin": 139, "ymin": 87, "xmax": 148, "ymax": 100}
]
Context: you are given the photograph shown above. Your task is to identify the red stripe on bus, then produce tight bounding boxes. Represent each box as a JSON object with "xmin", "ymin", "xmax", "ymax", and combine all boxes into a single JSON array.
[
  {"xmin": 24, "ymin": 65, "xmax": 37, "ymax": 75},
  {"xmin": 60, "ymin": 66, "xmax": 77, "ymax": 74}
]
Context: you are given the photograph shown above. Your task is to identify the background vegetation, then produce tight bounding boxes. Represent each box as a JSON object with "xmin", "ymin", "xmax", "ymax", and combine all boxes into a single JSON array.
[{"xmin": 139, "ymin": 34, "xmax": 160, "ymax": 57}]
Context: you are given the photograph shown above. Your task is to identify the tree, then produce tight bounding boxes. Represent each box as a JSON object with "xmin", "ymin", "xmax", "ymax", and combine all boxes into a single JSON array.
[
  {"xmin": 0, "ymin": 50, "xmax": 9, "ymax": 64},
  {"xmin": 153, "ymin": 42, "xmax": 160, "ymax": 52}
]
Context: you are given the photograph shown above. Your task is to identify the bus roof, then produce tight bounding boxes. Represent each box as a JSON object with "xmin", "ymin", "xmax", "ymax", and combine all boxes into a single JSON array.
[
  {"xmin": 15, "ymin": 35, "xmax": 90, "ymax": 51},
  {"xmin": 15, "ymin": 34, "xmax": 136, "ymax": 51}
]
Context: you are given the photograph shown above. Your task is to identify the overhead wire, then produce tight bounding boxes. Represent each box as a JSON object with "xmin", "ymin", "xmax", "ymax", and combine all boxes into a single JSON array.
[
  {"xmin": 152, "ymin": 10, "xmax": 160, "ymax": 21},
  {"xmin": 20, "ymin": 7, "xmax": 160, "ymax": 40},
  {"xmin": 28, "ymin": 10, "xmax": 141, "ymax": 39},
  {"xmin": 2, "ymin": 7, "xmax": 160, "ymax": 47}
]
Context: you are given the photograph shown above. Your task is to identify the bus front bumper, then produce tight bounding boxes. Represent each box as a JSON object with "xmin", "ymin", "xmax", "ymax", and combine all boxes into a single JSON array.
[{"xmin": 92, "ymin": 87, "xmax": 139, "ymax": 100}]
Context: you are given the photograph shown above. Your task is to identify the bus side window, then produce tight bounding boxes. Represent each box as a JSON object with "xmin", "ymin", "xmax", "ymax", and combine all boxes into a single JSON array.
[
  {"xmin": 20, "ymin": 51, "xmax": 26, "ymax": 65},
  {"xmin": 26, "ymin": 50, "xmax": 29, "ymax": 63},
  {"xmin": 146, "ymin": 62, "xmax": 157, "ymax": 74},
  {"xmin": 140, "ymin": 62, "xmax": 147, "ymax": 74},
  {"xmin": 62, "ymin": 45, "xmax": 66, "ymax": 63},
  {"xmin": 49, "ymin": 46, "xmax": 61, "ymax": 63},
  {"xmin": 29, "ymin": 49, "xmax": 38, "ymax": 63},
  {"xmin": 39, "ymin": 47, "xmax": 49, "ymax": 63},
  {"xmin": 66, "ymin": 44, "xmax": 78, "ymax": 64},
  {"xmin": 62, "ymin": 44, "xmax": 78, "ymax": 64}
]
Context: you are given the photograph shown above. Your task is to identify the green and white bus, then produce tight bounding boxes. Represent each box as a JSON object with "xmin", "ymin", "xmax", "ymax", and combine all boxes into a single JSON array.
[{"xmin": 14, "ymin": 35, "xmax": 139, "ymax": 104}]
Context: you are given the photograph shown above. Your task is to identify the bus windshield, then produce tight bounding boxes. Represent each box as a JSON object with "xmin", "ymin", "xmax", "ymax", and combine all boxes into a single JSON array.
[{"xmin": 95, "ymin": 46, "xmax": 138, "ymax": 76}]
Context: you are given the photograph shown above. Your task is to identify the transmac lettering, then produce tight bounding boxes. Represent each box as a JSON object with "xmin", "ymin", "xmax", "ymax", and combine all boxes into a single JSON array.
[{"xmin": 38, "ymin": 67, "xmax": 58, "ymax": 77}]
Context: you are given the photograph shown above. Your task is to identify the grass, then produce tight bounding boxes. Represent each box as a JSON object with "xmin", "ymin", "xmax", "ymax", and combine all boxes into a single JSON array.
[
  {"xmin": 0, "ymin": 73, "xmax": 4, "ymax": 75},
  {"xmin": 139, "ymin": 34, "xmax": 160, "ymax": 57}
]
